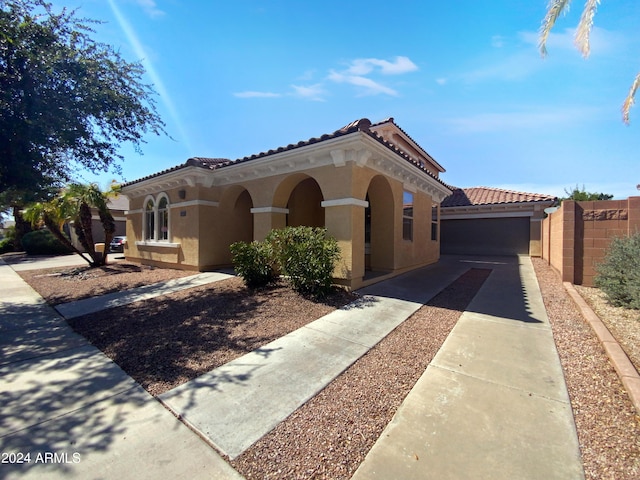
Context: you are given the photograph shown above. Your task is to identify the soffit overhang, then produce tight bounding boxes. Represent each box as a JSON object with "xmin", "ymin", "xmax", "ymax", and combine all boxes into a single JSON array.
[{"xmin": 122, "ymin": 131, "xmax": 453, "ymax": 203}]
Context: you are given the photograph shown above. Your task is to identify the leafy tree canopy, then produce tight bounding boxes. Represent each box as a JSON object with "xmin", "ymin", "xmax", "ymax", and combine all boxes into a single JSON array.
[
  {"xmin": 0, "ymin": 0, "xmax": 166, "ymax": 197},
  {"xmin": 561, "ymin": 184, "xmax": 614, "ymax": 202}
]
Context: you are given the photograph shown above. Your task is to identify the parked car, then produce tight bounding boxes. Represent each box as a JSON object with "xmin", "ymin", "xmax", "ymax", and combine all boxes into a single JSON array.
[{"xmin": 109, "ymin": 236, "xmax": 127, "ymax": 253}]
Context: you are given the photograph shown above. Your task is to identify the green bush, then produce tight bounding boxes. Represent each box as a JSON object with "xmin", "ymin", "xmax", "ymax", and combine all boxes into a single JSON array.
[
  {"xmin": 21, "ymin": 229, "xmax": 74, "ymax": 256},
  {"xmin": 230, "ymin": 240, "xmax": 279, "ymax": 289},
  {"xmin": 594, "ymin": 232, "xmax": 640, "ymax": 310},
  {"xmin": 0, "ymin": 238, "xmax": 14, "ymax": 254},
  {"xmin": 267, "ymin": 226, "xmax": 340, "ymax": 297}
]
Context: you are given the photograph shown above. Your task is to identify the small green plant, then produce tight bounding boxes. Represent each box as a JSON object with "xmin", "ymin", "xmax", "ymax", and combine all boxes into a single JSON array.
[
  {"xmin": 0, "ymin": 237, "xmax": 14, "ymax": 254},
  {"xmin": 230, "ymin": 240, "xmax": 278, "ymax": 289},
  {"xmin": 267, "ymin": 226, "xmax": 340, "ymax": 297},
  {"xmin": 594, "ymin": 232, "xmax": 640, "ymax": 310},
  {"xmin": 21, "ymin": 229, "xmax": 74, "ymax": 256}
]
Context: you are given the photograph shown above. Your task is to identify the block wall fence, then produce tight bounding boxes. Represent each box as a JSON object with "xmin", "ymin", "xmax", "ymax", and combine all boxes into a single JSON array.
[{"xmin": 541, "ymin": 196, "xmax": 640, "ymax": 286}]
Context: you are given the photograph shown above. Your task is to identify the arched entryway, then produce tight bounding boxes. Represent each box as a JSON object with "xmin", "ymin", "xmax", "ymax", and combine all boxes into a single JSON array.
[
  {"xmin": 219, "ymin": 186, "xmax": 254, "ymax": 263},
  {"xmin": 365, "ymin": 175, "xmax": 394, "ymax": 272},
  {"xmin": 273, "ymin": 174, "xmax": 325, "ymax": 228}
]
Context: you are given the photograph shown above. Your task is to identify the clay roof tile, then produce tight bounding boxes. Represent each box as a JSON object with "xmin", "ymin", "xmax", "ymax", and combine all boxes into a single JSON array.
[{"xmin": 441, "ymin": 186, "xmax": 557, "ymax": 207}]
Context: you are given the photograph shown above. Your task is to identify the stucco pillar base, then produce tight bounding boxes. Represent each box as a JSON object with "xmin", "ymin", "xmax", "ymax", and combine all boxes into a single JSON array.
[
  {"xmin": 251, "ymin": 209, "xmax": 288, "ymax": 241},
  {"xmin": 324, "ymin": 203, "xmax": 366, "ymax": 285}
]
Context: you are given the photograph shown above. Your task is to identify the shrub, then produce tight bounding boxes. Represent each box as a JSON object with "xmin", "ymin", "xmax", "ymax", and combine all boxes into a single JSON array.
[
  {"xmin": 21, "ymin": 229, "xmax": 74, "ymax": 256},
  {"xmin": 230, "ymin": 240, "xmax": 278, "ymax": 289},
  {"xmin": 267, "ymin": 226, "xmax": 340, "ymax": 297},
  {"xmin": 594, "ymin": 232, "xmax": 640, "ymax": 310},
  {"xmin": 0, "ymin": 225, "xmax": 16, "ymax": 253},
  {"xmin": 0, "ymin": 238, "xmax": 14, "ymax": 254}
]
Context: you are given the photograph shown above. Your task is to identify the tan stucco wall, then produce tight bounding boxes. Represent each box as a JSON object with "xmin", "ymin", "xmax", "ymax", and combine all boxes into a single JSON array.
[
  {"xmin": 126, "ymin": 187, "xmax": 200, "ymax": 270},
  {"xmin": 123, "ymin": 149, "xmax": 446, "ymax": 288}
]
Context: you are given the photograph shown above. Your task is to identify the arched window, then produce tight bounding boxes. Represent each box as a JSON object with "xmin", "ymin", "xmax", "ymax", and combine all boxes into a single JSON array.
[
  {"xmin": 158, "ymin": 195, "xmax": 169, "ymax": 241},
  {"xmin": 144, "ymin": 198, "xmax": 155, "ymax": 240}
]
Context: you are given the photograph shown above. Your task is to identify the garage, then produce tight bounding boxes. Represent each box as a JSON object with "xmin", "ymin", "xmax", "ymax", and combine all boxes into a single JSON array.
[
  {"xmin": 439, "ymin": 187, "xmax": 557, "ymax": 257},
  {"xmin": 441, "ymin": 216, "xmax": 530, "ymax": 256}
]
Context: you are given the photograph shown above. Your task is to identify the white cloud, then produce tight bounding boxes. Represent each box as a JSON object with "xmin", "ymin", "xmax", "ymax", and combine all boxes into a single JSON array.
[
  {"xmin": 234, "ymin": 56, "xmax": 415, "ymax": 101},
  {"xmin": 345, "ymin": 56, "xmax": 419, "ymax": 76},
  {"xmin": 233, "ymin": 91, "xmax": 281, "ymax": 98},
  {"xmin": 328, "ymin": 71, "xmax": 398, "ymax": 96},
  {"xmin": 133, "ymin": 0, "xmax": 165, "ymax": 18},
  {"xmin": 291, "ymin": 84, "xmax": 327, "ymax": 101},
  {"xmin": 436, "ymin": 77, "xmax": 447, "ymax": 85}
]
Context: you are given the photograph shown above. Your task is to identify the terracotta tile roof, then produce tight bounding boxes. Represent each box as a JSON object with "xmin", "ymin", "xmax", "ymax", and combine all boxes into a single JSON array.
[
  {"xmin": 370, "ymin": 117, "xmax": 445, "ymax": 172},
  {"xmin": 441, "ymin": 187, "xmax": 557, "ymax": 208},
  {"xmin": 121, "ymin": 118, "xmax": 453, "ymax": 191},
  {"xmin": 185, "ymin": 157, "xmax": 232, "ymax": 169}
]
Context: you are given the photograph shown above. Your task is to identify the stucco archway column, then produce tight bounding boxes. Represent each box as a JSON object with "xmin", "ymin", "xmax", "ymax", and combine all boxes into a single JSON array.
[
  {"xmin": 322, "ymin": 197, "xmax": 368, "ymax": 286},
  {"xmin": 250, "ymin": 206, "xmax": 288, "ymax": 241}
]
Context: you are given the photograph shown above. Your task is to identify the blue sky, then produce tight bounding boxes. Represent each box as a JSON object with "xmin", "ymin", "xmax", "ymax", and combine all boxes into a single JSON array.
[{"xmin": 53, "ymin": 0, "xmax": 639, "ymax": 199}]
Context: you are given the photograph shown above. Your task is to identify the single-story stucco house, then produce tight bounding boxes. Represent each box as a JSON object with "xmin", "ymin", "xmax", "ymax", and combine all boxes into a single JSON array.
[
  {"xmin": 120, "ymin": 117, "xmax": 453, "ymax": 290},
  {"xmin": 440, "ymin": 187, "xmax": 557, "ymax": 257}
]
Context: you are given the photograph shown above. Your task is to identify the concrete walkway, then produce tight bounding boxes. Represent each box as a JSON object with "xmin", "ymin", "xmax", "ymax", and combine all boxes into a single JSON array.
[
  {"xmin": 0, "ymin": 254, "xmax": 585, "ymax": 479},
  {"xmin": 0, "ymin": 258, "xmax": 243, "ymax": 480},
  {"xmin": 351, "ymin": 256, "xmax": 584, "ymax": 480}
]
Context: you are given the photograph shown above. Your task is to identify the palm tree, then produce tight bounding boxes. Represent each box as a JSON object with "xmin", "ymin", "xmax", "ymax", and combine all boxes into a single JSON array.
[
  {"xmin": 23, "ymin": 182, "xmax": 120, "ymax": 267},
  {"xmin": 539, "ymin": 0, "xmax": 639, "ymax": 124},
  {"xmin": 22, "ymin": 195, "xmax": 94, "ymax": 265},
  {"xmin": 62, "ymin": 183, "xmax": 118, "ymax": 266}
]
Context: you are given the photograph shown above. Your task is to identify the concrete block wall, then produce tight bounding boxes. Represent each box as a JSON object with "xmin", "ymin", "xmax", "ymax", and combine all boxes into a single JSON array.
[{"xmin": 542, "ymin": 196, "xmax": 640, "ymax": 286}]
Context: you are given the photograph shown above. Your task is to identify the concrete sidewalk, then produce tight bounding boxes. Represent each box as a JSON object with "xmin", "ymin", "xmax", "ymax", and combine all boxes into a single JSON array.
[
  {"xmin": 351, "ymin": 256, "xmax": 584, "ymax": 480},
  {"xmin": 0, "ymin": 259, "xmax": 243, "ymax": 480},
  {"xmin": 1, "ymin": 252, "xmax": 124, "ymax": 271}
]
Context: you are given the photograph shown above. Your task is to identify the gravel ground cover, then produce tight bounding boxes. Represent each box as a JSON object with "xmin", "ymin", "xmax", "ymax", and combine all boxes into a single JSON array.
[
  {"xmin": 65, "ymin": 276, "xmax": 355, "ymax": 395},
  {"xmin": 17, "ymin": 261, "xmax": 192, "ymax": 305},
  {"xmin": 532, "ymin": 258, "xmax": 640, "ymax": 480},
  {"xmin": 574, "ymin": 284, "xmax": 640, "ymax": 374}
]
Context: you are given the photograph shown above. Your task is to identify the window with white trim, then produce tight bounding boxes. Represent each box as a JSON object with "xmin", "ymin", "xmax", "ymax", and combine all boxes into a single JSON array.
[
  {"xmin": 158, "ymin": 195, "xmax": 169, "ymax": 241},
  {"xmin": 402, "ymin": 191, "xmax": 414, "ymax": 241},
  {"xmin": 144, "ymin": 198, "xmax": 155, "ymax": 240},
  {"xmin": 431, "ymin": 204, "xmax": 438, "ymax": 241}
]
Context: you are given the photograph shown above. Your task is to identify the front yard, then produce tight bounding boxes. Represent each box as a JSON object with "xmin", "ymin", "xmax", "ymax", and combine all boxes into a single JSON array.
[{"xmin": 12, "ymin": 256, "xmax": 640, "ymax": 480}]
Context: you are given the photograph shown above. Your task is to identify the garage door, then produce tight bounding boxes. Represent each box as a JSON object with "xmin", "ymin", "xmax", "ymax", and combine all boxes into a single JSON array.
[{"xmin": 440, "ymin": 217, "xmax": 530, "ymax": 256}]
